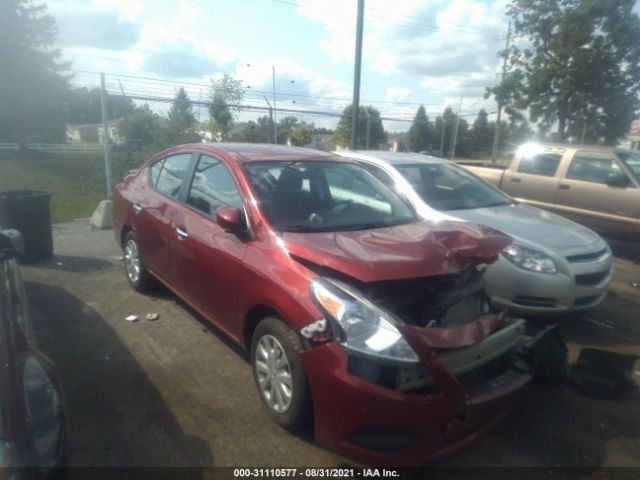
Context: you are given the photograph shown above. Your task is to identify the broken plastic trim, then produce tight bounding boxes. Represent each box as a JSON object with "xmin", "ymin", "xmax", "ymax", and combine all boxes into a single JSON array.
[{"xmin": 397, "ymin": 318, "xmax": 526, "ymax": 391}]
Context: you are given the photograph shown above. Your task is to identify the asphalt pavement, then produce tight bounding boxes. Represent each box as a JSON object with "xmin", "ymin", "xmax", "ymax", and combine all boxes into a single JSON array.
[{"xmin": 20, "ymin": 221, "xmax": 640, "ymax": 474}]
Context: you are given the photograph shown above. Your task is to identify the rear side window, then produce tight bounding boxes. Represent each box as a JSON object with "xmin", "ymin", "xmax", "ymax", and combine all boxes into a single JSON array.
[
  {"xmin": 154, "ymin": 153, "xmax": 192, "ymax": 199},
  {"xmin": 187, "ymin": 155, "xmax": 243, "ymax": 216},
  {"xmin": 518, "ymin": 152, "xmax": 563, "ymax": 176},
  {"xmin": 567, "ymin": 151, "xmax": 623, "ymax": 184}
]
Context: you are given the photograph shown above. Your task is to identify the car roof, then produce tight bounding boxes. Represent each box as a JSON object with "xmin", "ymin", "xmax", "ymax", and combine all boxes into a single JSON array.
[
  {"xmin": 176, "ymin": 143, "xmax": 340, "ymax": 163},
  {"xmin": 336, "ymin": 150, "xmax": 446, "ymax": 166}
]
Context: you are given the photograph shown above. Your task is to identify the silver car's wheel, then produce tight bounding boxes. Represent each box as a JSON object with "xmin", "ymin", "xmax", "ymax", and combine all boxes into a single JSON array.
[
  {"xmin": 124, "ymin": 238, "xmax": 141, "ymax": 284},
  {"xmin": 255, "ymin": 334, "xmax": 293, "ymax": 413}
]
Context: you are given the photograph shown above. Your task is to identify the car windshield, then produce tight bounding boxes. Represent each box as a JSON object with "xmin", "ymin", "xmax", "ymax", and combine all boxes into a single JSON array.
[
  {"xmin": 395, "ymin": 162, "xmax": 512, "ymax": 211},
  {"xmin": 244, "ymin": 161, "xmax": 416, "ymax": 232},
  {"xmin": 617, "ymin": 151, "xmax": 640, "ymax": 182}
]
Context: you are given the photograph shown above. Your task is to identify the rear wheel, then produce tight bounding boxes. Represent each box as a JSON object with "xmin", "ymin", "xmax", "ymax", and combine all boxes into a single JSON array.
[
  {"xmin": 251, "ymin": 317, "xmax": 312, "ymax": 430},
  {"xmin": 123, "ymin": 230, "xmax": 155, "ymax": 292}
]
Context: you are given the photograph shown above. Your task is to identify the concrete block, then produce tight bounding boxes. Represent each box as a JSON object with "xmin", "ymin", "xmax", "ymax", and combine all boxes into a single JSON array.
[{"xmin": 89, "ymin": 200, "xmax": 113, "ymax": 229}]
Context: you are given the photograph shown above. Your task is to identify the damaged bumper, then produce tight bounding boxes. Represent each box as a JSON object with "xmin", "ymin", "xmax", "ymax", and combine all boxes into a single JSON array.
[{"xmin": 299, "ymin": 316, "xmax": 532, "ymax": 467}]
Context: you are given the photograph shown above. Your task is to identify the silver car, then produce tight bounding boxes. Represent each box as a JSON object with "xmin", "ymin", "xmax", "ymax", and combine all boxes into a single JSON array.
[{"xmin": 335, "ymin": 151, "xmax": 613, "ymax": 316}]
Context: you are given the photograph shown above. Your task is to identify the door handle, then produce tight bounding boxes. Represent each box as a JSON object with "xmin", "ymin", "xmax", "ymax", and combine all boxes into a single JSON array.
[
  {"xmin": 559, "ymin": 184, "xmax": 570, "ymax": 190},
  {"xmin": 511, "ymin": 177, "xmax": 521, "ymax": 183},
  {"xmin": 175, "ymin": 227, "xmax": 189, "ymax": 240},
  {"xmin": 132, "ymin": 203, "xmax": 143, "ymax": 214}
]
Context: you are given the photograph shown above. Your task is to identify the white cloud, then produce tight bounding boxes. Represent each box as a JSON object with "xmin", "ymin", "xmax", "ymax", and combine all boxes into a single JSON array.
[{"xmin": 297, "ymin": 0, "xmax": 508, "ymax": 102}]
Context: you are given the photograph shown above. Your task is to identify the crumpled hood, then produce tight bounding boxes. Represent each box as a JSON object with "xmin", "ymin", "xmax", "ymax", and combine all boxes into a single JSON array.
[
  {"xmin": 449, "ymin": 203, "xmax": 601, "ymax": 249},
  {"xmin": 283, "ymin": 220, "xmax": 512, "ymax": 282}
]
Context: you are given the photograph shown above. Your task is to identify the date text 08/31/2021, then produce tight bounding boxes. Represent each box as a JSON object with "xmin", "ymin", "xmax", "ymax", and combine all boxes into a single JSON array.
[{"xmin": 233, "ymin": 468, "xmax": 400, "ymax": 478}]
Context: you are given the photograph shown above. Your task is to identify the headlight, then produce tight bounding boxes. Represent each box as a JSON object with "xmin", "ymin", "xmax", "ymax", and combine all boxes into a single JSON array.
[
  {"xmin": 501, "ymin": 244, "xmax": 557, "ymax": 273},
  {"xmin": 310, "ymin": 277, "xmax": 419, "ymax": 364}
]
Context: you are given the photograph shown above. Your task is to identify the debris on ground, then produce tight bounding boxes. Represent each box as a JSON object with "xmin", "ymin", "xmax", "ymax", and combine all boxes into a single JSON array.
[
  {"xmin": 533, "ymin": 326, "xmax": 638, "ymax": 399},
  {"xmin": 631, "ymin": 282, "xmax": 640, "ymax": 288},
  {"xmin": 124, "ymin": 315, "xmax": 138, "ymax": 322},
  {"xmin": 56, "ymin": 261, "xmax": 64, "ymax": 266},
  {"xmin": 146, "ymin": 312, "xmax": 159, "ymax": 321},
  {"xmin": 110, "ymin": 255, "xmax": 124, "ymax": 261}
]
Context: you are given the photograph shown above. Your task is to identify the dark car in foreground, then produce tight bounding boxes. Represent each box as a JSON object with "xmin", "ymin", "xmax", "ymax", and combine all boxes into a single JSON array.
[
  {"xmin": 113, "ymin": 144, "xmax": 534, "ymax": 466},
  {"xmin": 0, "ymin": 229, "xmax": 66, "ymax": 478}
]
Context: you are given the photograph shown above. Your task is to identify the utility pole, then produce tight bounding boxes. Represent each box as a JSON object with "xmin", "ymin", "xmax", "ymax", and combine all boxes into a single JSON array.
[
  {"xmin": 100, "ymin": 72, "xmax": 113, "ymax": 200},
  {"xmin": 450, "ymin": 96, "xmax": 463, "ymax": 161},
  {"xmin": 272, "ymin": 65, "xmax": 278, "ymax": 144},
  {"xmin": 491, "ymin": 22, "xmax": 511, "ymax": 164},
  {"xmin": 439, "ymin": 119, "xmax": 446, "ymax": 157},
  {"xmin": 264, "ymin": 96, "xmax": 275, "ymax": 144},
  {"xmin": 350, "ymin": 0, "xmax": 365, "ymax": 150},
  {"xmin": 117, "ymin": 79, "xmax": 131, "ymax": 168}
]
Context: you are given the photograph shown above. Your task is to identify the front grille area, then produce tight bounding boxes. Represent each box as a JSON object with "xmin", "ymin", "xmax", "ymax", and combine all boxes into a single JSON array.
[
  {"xmin": 512, "ymin": 295, "xmax": 556, "ymax": 308},
  {"xmin": 566, "ymin": 248, "xmax": 608, "ymax": 263},
  {"xmin": 575, "ymin": 269, "xmax": 610, "ymax": 286}
]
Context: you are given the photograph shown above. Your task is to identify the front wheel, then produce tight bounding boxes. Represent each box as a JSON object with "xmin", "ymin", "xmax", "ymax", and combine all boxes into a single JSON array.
[
  {"xmin": 123, "ymin": 230, "xmax": 156, "ymax": 292},
  {"xmin": 251, "ymin": 317, "xmax": 313, "ymax": 430}
]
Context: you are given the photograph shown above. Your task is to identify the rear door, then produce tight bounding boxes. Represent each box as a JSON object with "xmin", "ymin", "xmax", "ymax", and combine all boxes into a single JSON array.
[
  {"xmin": 170, "ymin": 154, "xmax": 248, "ymax": 338},
  {"xmin": 502, "ymin": 146, "xmax": 565, "ymax": 208},
  {"xmin": 554, "ymin": 149, "xmax": 640, "ymax": 234},
  {"xmin": 132, "ymin": 152, "xmax": 194, "ymax": 282}
]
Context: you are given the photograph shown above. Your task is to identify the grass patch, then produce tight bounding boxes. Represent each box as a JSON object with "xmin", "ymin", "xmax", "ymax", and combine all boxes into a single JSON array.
[{"xmin": 0, "ymin": 150, "xmax": 150, "ymax": 223}]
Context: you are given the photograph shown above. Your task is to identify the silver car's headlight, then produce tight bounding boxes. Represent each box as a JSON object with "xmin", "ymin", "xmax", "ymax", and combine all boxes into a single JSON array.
[
  {"xmin": 310, "ymin": 277, "xmax": 419, "ymax": 364},
  {"xmin": 501, "ymin": 244, "xmax": 557, "ymax": 273}
]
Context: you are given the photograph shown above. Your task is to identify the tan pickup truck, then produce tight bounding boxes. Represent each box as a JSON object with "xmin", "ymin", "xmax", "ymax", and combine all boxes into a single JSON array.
[{"xmin": 462, "ymin": 143, "xmax": 640, "ymax": 237}]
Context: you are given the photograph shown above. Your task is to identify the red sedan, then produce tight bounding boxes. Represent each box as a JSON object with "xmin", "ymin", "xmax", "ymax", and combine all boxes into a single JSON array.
[{"xmin": 113, "ymin": 144, "xmax": 532, "ymax": 466}]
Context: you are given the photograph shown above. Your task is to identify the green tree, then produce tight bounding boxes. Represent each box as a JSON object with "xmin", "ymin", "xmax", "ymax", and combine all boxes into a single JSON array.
[
  {"xmin": 334, "ymin": 105, "xmax": 387, "ymax": 149},
  {"xmin": 65, "ymin": 87, "xmax": 136, "ymax": 125},
  {"xmin": 208, "ymin": 74, "xmax": 245, "ymax": 141},
  {"xmin": 166, "ymin": 87, "xmax": 200, "ymax": 145},
  {"xmin": 487, "ymin": 0, "xmax": 640, "ymax": 144},
  {"xmin": 290, "ymin": 123, "xmax": 314, "ymax": 146},
  {"xmin": 234, "ymin": 116, "xmax": 272, "ymax": 143},
  {"xmin": 118, "ymin": 105, "xmax": 161, "ymax": 150},
  {"xmin": 406, "ymin": 105, "xmax": 430, "ymax": 152},
  {"xmin": 276, "ymin": 116, "xmax": 299, "ymax": 144},
  {"xmin": 0, "ymin": 0, "xmax": 70, "ymax": 150},
  {"xmin": 471, "ymin": 109, "xmax": 493, "ymax": 156}
]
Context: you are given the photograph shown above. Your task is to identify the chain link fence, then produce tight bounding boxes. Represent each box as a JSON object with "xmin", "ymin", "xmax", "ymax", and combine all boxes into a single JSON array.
[{"xmin": 0, "ymin": 78, "xmax": 506, "ymax": 222}]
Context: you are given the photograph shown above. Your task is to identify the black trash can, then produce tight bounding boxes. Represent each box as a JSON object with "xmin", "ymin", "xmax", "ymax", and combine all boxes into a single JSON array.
[{"xmin": 0, "ymin": 190, "xmax": 53, "ymax": 263}]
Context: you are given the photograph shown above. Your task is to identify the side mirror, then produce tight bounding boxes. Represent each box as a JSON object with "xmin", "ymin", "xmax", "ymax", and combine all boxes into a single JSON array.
[
  {"xmin": 605, "ymin": 172, "xmax": 630, "ymax": 188},
  {"xmin": 216, "ymin": 207, "xmax": 245, "ymax": 232},
  {"xmin": 0, "ymin": 229, "xmax": 24, "ymax": 258}
]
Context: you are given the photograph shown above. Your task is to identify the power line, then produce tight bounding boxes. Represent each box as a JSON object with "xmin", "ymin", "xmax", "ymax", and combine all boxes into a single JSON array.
[{"xmin": 270, "ymin": 0, "xmax": 505, "ymax": 40}]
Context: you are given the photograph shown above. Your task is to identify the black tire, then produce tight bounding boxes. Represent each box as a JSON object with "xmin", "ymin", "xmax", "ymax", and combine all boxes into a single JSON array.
[
  {"xmin": 251, "ymin": 317, "xmax": 313, "ymax": 430},
  {"xmin": 123, "ymin": 230, "xmax": 156, "ymax": 293}
]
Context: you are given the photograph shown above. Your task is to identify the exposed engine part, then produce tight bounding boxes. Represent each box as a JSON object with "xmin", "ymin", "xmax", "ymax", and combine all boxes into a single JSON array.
[{"xmin": 359, "ymin": 267, "xmax": 489, "ymax": 327}]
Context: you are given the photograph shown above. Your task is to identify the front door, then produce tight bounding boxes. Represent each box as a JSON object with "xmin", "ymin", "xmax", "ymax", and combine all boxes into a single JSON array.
[{"xmin": 170, "ymin": 154, "xmax": 248, "ymax": 339}]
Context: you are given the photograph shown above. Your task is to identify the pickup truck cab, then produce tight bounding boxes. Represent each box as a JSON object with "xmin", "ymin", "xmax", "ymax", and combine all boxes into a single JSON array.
[{"xmin": 463, "ymin": 143, "xmax": 640, "ymax": 238}]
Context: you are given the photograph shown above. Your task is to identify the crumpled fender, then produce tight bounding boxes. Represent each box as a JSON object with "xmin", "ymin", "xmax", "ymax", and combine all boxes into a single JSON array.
[{"xmin": 397, "ymin": 312, "xmax": 506, "ymax": 349}]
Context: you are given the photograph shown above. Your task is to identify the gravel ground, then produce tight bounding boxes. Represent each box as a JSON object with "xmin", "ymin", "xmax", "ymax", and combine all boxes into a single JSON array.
[{"xmin": 20, "ymin": 221, "xmax": 640, "ymax": 475}]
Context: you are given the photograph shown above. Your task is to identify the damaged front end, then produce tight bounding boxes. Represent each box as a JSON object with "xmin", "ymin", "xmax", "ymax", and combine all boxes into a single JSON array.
[
  {"xmin": 306, "ymin": 269, "xmax": 533, "ymax": 396},
  {"xmin": 298, "ymin": 267, "xmax": 538, "ymax": 466}
]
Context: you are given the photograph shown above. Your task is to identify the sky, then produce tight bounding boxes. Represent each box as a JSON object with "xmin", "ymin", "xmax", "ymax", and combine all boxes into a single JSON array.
[{"xmin": 46, "ymin": 0, "xmax": 640, "ymax": 129}]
